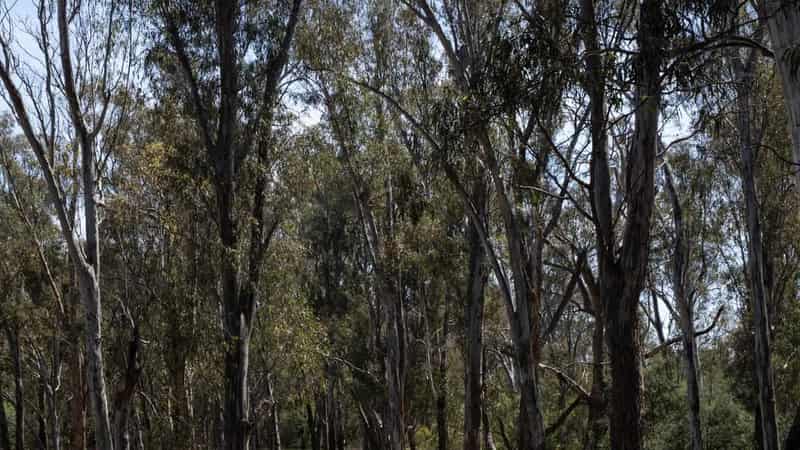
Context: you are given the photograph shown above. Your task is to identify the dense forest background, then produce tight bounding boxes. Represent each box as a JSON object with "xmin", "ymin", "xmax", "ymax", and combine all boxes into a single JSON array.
[{"xmin": 1, "ymin": 0, "xmax": 800, "ymax": 449}]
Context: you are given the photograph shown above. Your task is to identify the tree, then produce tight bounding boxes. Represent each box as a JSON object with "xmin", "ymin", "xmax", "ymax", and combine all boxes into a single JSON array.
[
  {"xmin": 155, "ymin": 1, "xmax": 302, "ymax": 448},
  {"xmin": 0, "ymin": 1, "xmax": 135, "ymax": 447}
]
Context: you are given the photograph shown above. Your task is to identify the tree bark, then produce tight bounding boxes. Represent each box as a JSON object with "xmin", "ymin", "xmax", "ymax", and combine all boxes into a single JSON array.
[
  {"xmin": 112, "ymin": 328, "xmax": 142, "ymax": 450},
  {"xmin": 436, "ymin": 293, "xmax": 450, "ymax": 450},
  {"xmin": 67, "ymin": 315, "xmax": 86, "ymax": 450},
  {"xmin": 266, "ymin": 378, "xmax": 281, "ymax": 450},
  {"xmin": 56, "ymin": 0, "xmax": 114, "ymax": 443},
  {"xmin": 759, "ymin": 0, "xmax": 800, "ymax": 184},
  {"xmin": 47, "ymin": 339, "xmax": 61, "ymax": 450},
  {"xmin": 663, "ymin": 165, "xmax": 703, "ymax": 450},
  {"xmin": 581, "ymin": 275, "xmax": 606, "ymax": 450},
  {"xmin": 586, "ymin": 0, "xmax": 663, "ymax": 448},
  {"xmin": 733, "ymin": 47, "xmax": 780, "ymax": 450},
  {"xmin": 6, "ymin": 327, "xmax": 24, "ymax": 450},
  {"xmin": 579, "ymin": 6, "xmax": 608, "ymax": 450},
  {"xmin": 481, "ymin": 399, "xmax": 497, "ymax": 450},
  {"xmin": 0, "ymin": 373, "xmax": 10, "ymax": 450},
  {"xmin": 36, "ymin": 374, "xmax": 47, "ymax": 450},
  {"xmin": 165, "ymin": 341, "xmax": 192, "ymax": 450},
  {"xmin": 463, "ymin": 176, "xmax": 488, "ymax": 450}
]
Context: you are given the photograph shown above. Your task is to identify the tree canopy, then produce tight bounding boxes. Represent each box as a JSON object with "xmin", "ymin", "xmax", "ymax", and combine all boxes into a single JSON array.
[{"xmin": 1, "ymin": 1, "xmax": 800, "ymax": 450}]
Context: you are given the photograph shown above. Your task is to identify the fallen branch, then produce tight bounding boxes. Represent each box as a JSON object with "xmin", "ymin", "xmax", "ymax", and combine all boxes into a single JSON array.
[{"xmin": 538, "ymin": 363, "xmax": 590, "ymax": 400}]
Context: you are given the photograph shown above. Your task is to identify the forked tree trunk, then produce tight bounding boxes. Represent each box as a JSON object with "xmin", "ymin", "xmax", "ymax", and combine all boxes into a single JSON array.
[
  {"xmin": 589, "ymin": 0, "xmax": 663, "ymax": 448},
  {"xmin": 579, "ymin": 4, "xmax": 608, "ymax": 448}
]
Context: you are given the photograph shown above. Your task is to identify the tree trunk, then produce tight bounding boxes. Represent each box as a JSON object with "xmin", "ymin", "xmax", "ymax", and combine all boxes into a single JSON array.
[
  {"xmin": 56, "ymin": 0, "xmax": 114, "ymax": 444},
  {"xmin": 463, "ymin": 177, "xmax": 488, "ymax": 450},
  {"xmin": 594, "ymin": 0, "xmax": 662, "ymax": 448},
  {"xmin": 166, "ymin": 324, "xmax": 193, "ymax": 450},
  {"xmin": 112, "ymin": 329, "xmax": 142, "ymax": 450},
  {"xmin": 0, "ymin": 373, "xmax": 10, "ymax": 450},
  {"xmin": 308, "ymin": 403, "xmax": 321, "ymax": 450},
  {"xmin": 785, "ymin": 403, "xmax": 800, "ymax": 449},
  {"xmin": 6, "ymin": 326, "xmax": 24, "ymax": 450},
  {"xmin": 664, "ymin": 165, "xmax": 703, "ymax": 450},
  {"xmin": 583, "ymin": 292, "xmax": 606, "ymax": 450},
  {"xmin": 47, "ymin": 346, "xmax": 61, "ymax": 450},
  {"xmin": 759, "ymin": 0, "xmax": 800, "ymax": 184},
  {"xmin": 222, "ymin": 321, "xmax": 252, "ymax": 450},
  {"xmin": 513, "ymin": 315, "xmax": 546, "ymax": 450},
  {"xmin": 75, "ymin": 271, "xmax": 113, "ymax": 450},
  {"xmin": 37, "ymin": 376, "xmax": 48, "ymax": 450},
  {"xmin": 735, "ymin": 58, "xmax": 780, "ymax": 450},
  {"xmin": 67, "ymin": 317, "xmax": 86, "ymax": 450},
  {"xmin": 383, "ymin": 288, "xmax": 405, "ymax": 450},
  {"xmin": 680, "ymin": 283, "xmax": 703, "ymax": 450},
  {"xmin": 603, "ymin": 274, "xmax": 644, "ymax": 450},
  {"xmin": 481, "ymin": 399, "xmax": 497, "ymax": 450}
]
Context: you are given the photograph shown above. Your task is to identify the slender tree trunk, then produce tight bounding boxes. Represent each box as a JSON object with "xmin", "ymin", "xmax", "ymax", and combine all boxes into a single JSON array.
[
  {"xmin": 75, "ymin": 271, "xmax": 113, "ymax": 450},
  {"xmin": 579, "ymin": 3, "xmax": 608, "ymax": 449},
  {"xmin": 383, "ymin": 284, "xmax": 405, "ymax": 450},
  {"xmin": 664, "ymin": 166, "xmax": 703, "ymax": 450},
  {"xmin": 436, "ymin": 295, "xmax": 449, "ymax": 450},
  {"xmin": 681, "ymin": 321, "xmax": 703, "ymax": 450},
  {"xmin": 513, "ymin": 315, "xmax": 546, "ymax": 450},
  {"xmin": 6, "ymin": 326, "xmax": 24, "ymax": 450},
  {"xmin": 308, "ymin": 403, "xmax": 320, "ymax": 450},
  {"xmin": 48, "ymin": 349, "xmax": 61, "ymax": 450},
  {"xmin": 112, "ymin": 329, "xmax": 142, "ymax": 450},
  {"xmin": 267, "ymin": 379, "xmax": 281, "ymax": 450},
  {"xmin": 481, "ymin": 399, "xmax": 497, "ymax": 450},
  {"xmin": 166, "ymin": 328, "xmax": 193, "ymax": 450},
  {"xmin": 336, "ymin": 396, "xmax": 345, "ymax": 450},
  {"xmin": 67, "ymin": 316, "xmax": 86, "ymax": 450},
  {"xmin": 37, "ymin": 376, "xmax": 48, "ymax": 450},
  {"xmin": 56, "ymin": 0, "xmax": 114, "ymax": 444},
  {"xmin": 734, "ymin": 56, "xmax": 780, "ymax": 450},
  {"xmin": 0, "ymin": 374, "xmax": 10, "ymax": 450},
  {"xmin": 583, "ymin": 293, "xmax": 606, "ymax": 450},
  {"xmin": 463, "ymin": 177, "xmax": 488, "ymax": 450}
]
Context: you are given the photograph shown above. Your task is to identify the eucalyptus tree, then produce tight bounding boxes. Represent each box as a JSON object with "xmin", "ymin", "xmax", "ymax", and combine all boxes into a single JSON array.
[
  {"xmin": 152, "ymin": 1, "xmax": 303, "ymax": 448},
  {"xmin": 758, "ymin": 0, "xmax": 800, "ymax": 182},
  {"xmin": 391, "ymin": 2, "xmax": 586, "ymax": 448},
  {"xmin": 0, "ymin": 120, "xmax": 75, "ymax": 450},
  {"xmin": 727, "ymin": 28, "xmax": 780, "ymax": 450},
  {"xmin": 578, "ymin": 0, "xmax": 665, "ymax": 447},
  {"xmin": 660, "ymin": 156, "xmax": 716, "ymax": 450},
  {"xmin": 0, "ymin": 0, "xmax": 137, "ymax": 447}
]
